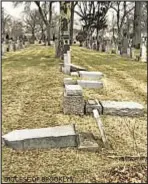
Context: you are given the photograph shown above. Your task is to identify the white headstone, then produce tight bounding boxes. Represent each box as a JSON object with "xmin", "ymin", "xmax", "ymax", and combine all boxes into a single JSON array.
[
  {"xmin": 141, "ymin": 44, "xmax": 147, "ymax": 62},
  {"xmin": 67, "ymin": 51, "xmax": 71, "ymax": 64}
]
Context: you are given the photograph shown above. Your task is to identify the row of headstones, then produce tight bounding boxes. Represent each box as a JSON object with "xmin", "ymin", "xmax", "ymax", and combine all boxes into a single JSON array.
[
  {"xmin": 85, "ymin": 38, "xmax": 147, "ymax": 62},
  {"xmin": 63, "ymin": 72, "xmax": 144, "ymax": 117},
  {"xmin": 2, "ymin": 40, "xmax": 30, "ymax": 55}
]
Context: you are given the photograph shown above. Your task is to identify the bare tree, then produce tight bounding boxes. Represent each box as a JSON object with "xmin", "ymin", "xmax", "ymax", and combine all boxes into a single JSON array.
[
  {"xmin": 23, "ymin": 9, "xmax": 39, "ymax": 43},
  {"xmin": 13, "ymin": 1, "xmax": 54, "ymax": 45},
  {"xmin": 110, "ymin": 2, "xmax": 135, "ymax": 42}
]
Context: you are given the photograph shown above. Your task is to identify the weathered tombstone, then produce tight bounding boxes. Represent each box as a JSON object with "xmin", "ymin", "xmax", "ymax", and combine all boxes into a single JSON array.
[
  {"xmin": 17, "ymin": 40, "xmax": 20, "ymax": 50},
  {"xmin": 12, "ymin": 41, "xmax": 16, "ymax": 51},
  {"xmin": 63, "ymin": 85, "xmax": 84, "ymax": 115},
  {"xmin": 2, "ymin": 124, "xmax": 78, "ymax": 150},
  {"xmin": 111, "ymin": 41, "xmax": 116, "ymax": 54},
  {"xmin": 92, "ymin": 42, "xmax": 97, "ymax": 50},
  {"xmin": 127, "ymin": 47, "xmax": 131, "ymax": 57},
  {"xmin": 9, "ymin": 40, "xmax": 13, "ymax": 52},
  {"xmin": 100, "ymin": 101, "xmax": 144, "ymax": 116},
  {"xmin": 101, "ymin": 41, "xmax": 106, "ymax": 52},
  {"xmin": 140, "ymin": 37, "xmax": 147, "ymax": 62}
]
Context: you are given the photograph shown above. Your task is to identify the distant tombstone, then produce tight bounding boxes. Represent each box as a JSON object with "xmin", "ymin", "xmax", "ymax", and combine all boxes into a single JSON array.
[
  {"xmin": 9, "ymin": 40, "xmax": 13, "ymax": 51},
  {"xmin": 92, "ymin": 42, "xmax": 97, "ymax": 50},
  {"xmin": 140, "ymin": 41, "xmax": 147, "ymax": 62},
  {"xmin": 111, "ymin": 42, "xmax": 116, "ymax": 54},
  {"xmin": 130, "ymin": 47, "xmax": 135, "ymax": 59},
  {"xmin": 101, "ymin": 40, "xmax": 107, "ymax": 52},
  {"xmin": 12, "ymin": 41, "xmax": 16, "ymax": 51},
  {"xmin": 121, "ymin": 32, "xmax": 128, "ymax": 55}
]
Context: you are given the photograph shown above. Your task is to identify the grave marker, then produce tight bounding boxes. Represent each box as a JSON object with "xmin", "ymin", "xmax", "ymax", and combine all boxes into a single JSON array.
[{"xmin": 2, "ymin": 125, "xmax": 78, "ymax": 150}]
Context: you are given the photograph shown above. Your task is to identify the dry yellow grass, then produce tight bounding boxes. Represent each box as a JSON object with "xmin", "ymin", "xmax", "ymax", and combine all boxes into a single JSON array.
[{"xmin": 2, "ymin": 45, "xmax": 147, "ymax": 183}]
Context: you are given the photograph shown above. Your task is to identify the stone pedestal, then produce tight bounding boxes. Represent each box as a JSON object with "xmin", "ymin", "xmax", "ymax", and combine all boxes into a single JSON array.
[{"xmin": 63, "ymin": 85, "xmax": 84, "ymax": 115}]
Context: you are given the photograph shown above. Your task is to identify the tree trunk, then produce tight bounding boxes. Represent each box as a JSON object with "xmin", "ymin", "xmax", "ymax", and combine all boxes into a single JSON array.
[
  {"xmin": 47, "ymin": 2, "xmax": 52, "ymax": 46},
  {"xmin": 70, "ymin": 2, "xmax": 74, "ymax": 45},
  {"xmin": 133, "ymin": 2, "xmax": 141, "ymax": 49},
  {"xmin": 96, "ymin": 29, "xmax": 99, "ymax": 51}
]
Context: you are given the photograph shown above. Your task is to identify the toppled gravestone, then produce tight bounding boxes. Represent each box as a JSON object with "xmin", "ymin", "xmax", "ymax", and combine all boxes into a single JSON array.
[
  {"xmin": 63, "ymin": 85, "xmax": 84, "ymax": 115},
  {"xmin": 70, "ymin": 64, "xmax": 86, "ymax": 72},
  {"xmin": 100, "ymin": 101, "xmax": 144, "ymax": 117},
  {"xmin": 2, "ymin": 124, "xmax": 78, "ymax": 150},
  {"xmin": 77, "ymin": 80, "xmax": 103, "ymax": 89},
  {"xmin": 79, "ymin": 71, "xmax": 103, "ymax": 79},
  {"xmin": 85, "ymin": 100, "xmax": 144, "ymax": 117}
]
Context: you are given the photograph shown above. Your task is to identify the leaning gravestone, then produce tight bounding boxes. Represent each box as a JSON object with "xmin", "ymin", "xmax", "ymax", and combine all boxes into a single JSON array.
[{"xmin": 2, "ymin": 124, "xmax": 78, "ymax": 150}]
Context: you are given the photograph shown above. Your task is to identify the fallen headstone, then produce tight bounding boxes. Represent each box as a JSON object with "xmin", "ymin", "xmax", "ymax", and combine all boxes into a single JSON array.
[
  {"xmin": 70, "ymin": 64, "xmax": 86, "ymax": 72},
  {"xmin": 79, "ymin": 71, "xmax": 103, "ymax": 79},
  {"xmin": 2, "ymin": 124, "xmax": 78, "ymax": 150},
  {"xmin": 77, "ymin": 80, "xmax": 103, "ymax": 89},
  {"xmin": 100, "ymin": 101, "xmax": 144, "ymax": 116}
]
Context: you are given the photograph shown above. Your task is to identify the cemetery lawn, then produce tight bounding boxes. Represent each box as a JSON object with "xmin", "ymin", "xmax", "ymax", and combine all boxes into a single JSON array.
[{"xmin": 2, "ymin": 45, "xmax": 147, "ymax": 183}]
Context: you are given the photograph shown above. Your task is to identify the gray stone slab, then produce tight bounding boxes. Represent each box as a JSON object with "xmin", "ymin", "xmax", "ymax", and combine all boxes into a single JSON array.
[
  {"xmin": 85, "ymin": 99, "xmax": 102, "ymax": 114},
  {"xmin": 79, "ymin": 71, "xmax": 103, "ymax": 79},
  {"xmin": 100, "ymin": 101, "xmax": 144, "ymax": 116},
  {"xmin": 64, "ymin": 78, "xmax": 77, "ymax": 85},
  {"xmin": 77, "ymin": 80, "xmax": 103, "ymax": 89},
  {"xmin": 65, "ymin": 85, "xmax": 83, "ymax": 96},
  {"xmin": 2, "ymin": 125, "xmax": 78, "ymax": 150}
]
